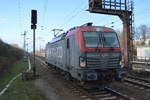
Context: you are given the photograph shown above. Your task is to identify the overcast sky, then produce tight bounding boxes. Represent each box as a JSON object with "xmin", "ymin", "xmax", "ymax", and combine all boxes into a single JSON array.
[{"xmin": 0, "ymin": 0, "xmax": 150, "ymax": 51}]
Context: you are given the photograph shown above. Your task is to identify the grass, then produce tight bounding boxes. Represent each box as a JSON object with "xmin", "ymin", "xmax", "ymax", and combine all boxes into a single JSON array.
[
  {"xmin": 0, "ymin": 77, "xmax": 49, "ymax": 100},
  {"xmin": 0, "ymin": 59, "xmax": 28, "ymax": 91},
  {"xmin": 0, "ymin": 59, "xmax": 49, "ymax": 100}
]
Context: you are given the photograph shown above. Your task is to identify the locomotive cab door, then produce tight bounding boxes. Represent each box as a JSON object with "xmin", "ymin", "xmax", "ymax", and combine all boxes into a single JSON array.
[{"xmin": 66, "ymin": 38, "xmax": 70, "ymax": 71}]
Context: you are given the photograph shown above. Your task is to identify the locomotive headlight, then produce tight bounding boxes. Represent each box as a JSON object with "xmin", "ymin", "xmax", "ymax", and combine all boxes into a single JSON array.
[
  {"xmin": 80, "ymin": 57, "xmax": 86, "ymax": 67},
  {"xmin": 120, "ymin": 60, "xmax": 124, "ymax": 68}
]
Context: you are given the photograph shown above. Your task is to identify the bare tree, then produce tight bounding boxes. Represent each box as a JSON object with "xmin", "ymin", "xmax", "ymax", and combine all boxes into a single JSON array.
[
  {"xmin": 135, "ymin": 25, "xmax": 149, "ymax": 41},
  {"xmin": 140, "ymin": 25, "xmax": 148, "ymax": 41},
  {"xmin": 134, "ymin": 27, "xmax": 142, "ymax": 40}
]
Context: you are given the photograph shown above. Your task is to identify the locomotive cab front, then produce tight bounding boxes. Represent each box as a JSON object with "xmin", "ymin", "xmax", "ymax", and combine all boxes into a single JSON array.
[{"xmin": 75, "ymin": 26, "xmax": 124, "ymax": 81}]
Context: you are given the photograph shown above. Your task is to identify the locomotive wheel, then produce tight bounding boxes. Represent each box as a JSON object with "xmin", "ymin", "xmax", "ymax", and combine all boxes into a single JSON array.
[{"xmin": 64, "ymin": 73, "xmax": 72, "ymax": 81}]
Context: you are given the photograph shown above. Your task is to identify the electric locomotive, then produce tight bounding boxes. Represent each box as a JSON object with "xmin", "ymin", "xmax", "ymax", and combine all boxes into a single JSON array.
[{"xmin": 45, "ymin": 23, "xmax": 126, "ymax": 82}]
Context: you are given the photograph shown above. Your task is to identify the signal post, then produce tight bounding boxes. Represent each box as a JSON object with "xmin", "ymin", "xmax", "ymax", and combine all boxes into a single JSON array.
[{"xmin": 31, "ymin": 10, "xmax": 37, "ymax": 76}]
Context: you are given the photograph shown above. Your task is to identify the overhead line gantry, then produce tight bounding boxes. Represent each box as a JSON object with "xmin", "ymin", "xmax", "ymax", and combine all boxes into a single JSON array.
[{"xmin": 88, "ymin": 0, "xmax": 134, "ymax": 68}]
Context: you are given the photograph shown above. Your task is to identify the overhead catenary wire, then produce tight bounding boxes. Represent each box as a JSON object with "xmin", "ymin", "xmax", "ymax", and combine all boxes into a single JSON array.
[
  {"xmin": 103, "ymin": 19, "xmax": 120, "ymax": 27},
  {"xmin": 65, "ymin": 5, "xmax": 87, "ymax": 25},
  {"xmin": 63, "ymin": 0, "xmax": 86, "ymax": 21},
  {"xmin": 40, "ymin": 0, "xmax": 87, "ymax": 31},
  {"xmin": 60, "ymin": 0, "xmax": 87, "ymax": 28},
  {"xmin": 56, "ymin": 0, "xmax": 119, "ymax": 30},
  {"xmin": 18, "ymin": 0, "xmax": 23, "ymax": 33},
  {"xmin": 55, "ymin": 0, "xmax": 129, "ymax": 31},
  {"xmin": 41, "ymin": 0, "xmax": 48, "ymax": 30}
]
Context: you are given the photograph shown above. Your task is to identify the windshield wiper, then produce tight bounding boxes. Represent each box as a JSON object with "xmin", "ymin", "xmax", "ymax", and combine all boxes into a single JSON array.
[{"xmin": 96, "ymin": 33, "xmax": 101, "ymax": 52}]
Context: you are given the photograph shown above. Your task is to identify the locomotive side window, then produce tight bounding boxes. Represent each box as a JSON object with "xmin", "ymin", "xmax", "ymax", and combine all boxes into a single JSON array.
[{"xmin": 67, "ymin": 38, "xmax": 69, "ymax": 48}]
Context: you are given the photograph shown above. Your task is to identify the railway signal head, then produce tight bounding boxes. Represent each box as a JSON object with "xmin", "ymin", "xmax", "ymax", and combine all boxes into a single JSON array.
[{"xmin": 31, "ymin": 10, "xmax": 37, "ymax": 25}]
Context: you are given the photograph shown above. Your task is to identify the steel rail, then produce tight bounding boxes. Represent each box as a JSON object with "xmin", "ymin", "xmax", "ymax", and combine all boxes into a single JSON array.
[
  {"xmin": 124, "ymin": 78, "xmax": 150, "ymax": 89},
  {"xmin": 104, "ymin": 87, "xmax": 135, "ymax": 100},
  {"xmin": 127, "ymin": 75, "xmax": 150, "ymax": 83}
]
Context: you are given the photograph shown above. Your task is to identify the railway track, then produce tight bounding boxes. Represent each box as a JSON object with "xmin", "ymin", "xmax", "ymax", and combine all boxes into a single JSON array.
[
  {"xmin": 37, "ymin": 57, "xmax": 134, "ymax": 100},
  {"xmin": 124, "ymin": 75, "xmax": 150, "ymax": 91},
  {"xmin": 69, "ymin": 83, "xmax": 134, "ymax": 100}
]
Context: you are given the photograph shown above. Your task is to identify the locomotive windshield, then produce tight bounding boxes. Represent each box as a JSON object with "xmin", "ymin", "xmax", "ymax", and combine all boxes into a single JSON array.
[{"xmin": 83, "ymin": 32, "xmax": 120, "ymax": 48}]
